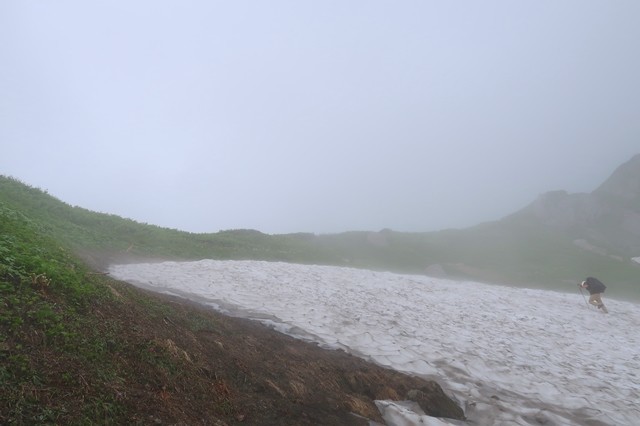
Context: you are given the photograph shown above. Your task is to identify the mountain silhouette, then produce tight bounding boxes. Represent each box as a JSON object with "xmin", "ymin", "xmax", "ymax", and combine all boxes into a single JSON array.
[{"xmin": 507, "ymin": 154, "xmax": 640, "ymax": 255}]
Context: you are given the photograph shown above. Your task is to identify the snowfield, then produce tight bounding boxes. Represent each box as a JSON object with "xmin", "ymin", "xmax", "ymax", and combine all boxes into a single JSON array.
[{"xmin": 109, "ymin": 260, "xmax": 640, "ymax": 425}]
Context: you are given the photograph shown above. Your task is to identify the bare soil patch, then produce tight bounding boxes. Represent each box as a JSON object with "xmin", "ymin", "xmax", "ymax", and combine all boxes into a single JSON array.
[{"xmin": 97, "ymin": 278, "xmax": 464, "ymax": 425}]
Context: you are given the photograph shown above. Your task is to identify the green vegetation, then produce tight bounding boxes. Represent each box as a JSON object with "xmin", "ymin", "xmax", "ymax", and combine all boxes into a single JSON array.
[
  {"xmin": 1, "ymin": 174, "xmax": 638, "ymax": 422},
  {"xmin": 0, "ymin": 200, "xmax": 115, "ymax": 422},
  {"xmin": 422, "ymin": 221, "xmax": 640, "ymax": 298},
  {"xmin": 0, "ymin": 179, "xmax": 270, "ymax": 423},
  {"xmin": 2, "ymin": 175, "xmax": 638, "ymax": 300},
  {"xmin": 2, "ymin": 176, "xmax": 468, "ymax": 424},
  {"xmin": 0, "ymin": 176, "xmax": 347, "ymax": 265},
  {"xmin": 0, "ymin": 191, "xmax": 270, "ymax": 424}
]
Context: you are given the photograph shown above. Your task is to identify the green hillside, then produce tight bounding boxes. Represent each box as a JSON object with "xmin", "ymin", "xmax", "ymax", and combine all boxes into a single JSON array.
[
  {"xmin": 1, "ymin": 173, "xmax": 638, "ymax": 423},
  {"xmin": 2, "ymin": 175, "xmax": 472, "ymax": 424},
  {"xmin": 2, "ymin": 175, "xmax": 638, "ymax": 301}
]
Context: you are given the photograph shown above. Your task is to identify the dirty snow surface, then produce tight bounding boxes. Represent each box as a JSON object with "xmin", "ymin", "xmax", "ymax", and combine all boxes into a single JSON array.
[{"xmin": 109, "ymin": 260, "xmax": 640, "ymax": 425}]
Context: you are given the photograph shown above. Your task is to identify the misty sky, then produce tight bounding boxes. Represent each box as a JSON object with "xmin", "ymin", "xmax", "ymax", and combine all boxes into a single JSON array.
[{"xmin": 1, "ymin": 1, "xmax": 639, "ymax": 235}]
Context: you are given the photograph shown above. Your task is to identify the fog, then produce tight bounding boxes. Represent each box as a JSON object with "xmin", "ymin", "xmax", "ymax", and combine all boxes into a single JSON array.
[{"xmin": 1, "ymin": 1, "xmax": 639, "ymax": 234}]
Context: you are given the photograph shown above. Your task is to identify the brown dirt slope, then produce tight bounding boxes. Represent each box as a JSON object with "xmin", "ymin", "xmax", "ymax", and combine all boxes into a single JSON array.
[{"xmin": 2, "ymin": 273, "xmax": 464, "ymax": 425}]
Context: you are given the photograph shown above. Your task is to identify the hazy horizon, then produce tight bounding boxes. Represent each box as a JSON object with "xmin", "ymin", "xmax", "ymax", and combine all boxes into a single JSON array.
[{"xmin": 2, "ymin": 1, "xmax": 639, "ymax": 234}]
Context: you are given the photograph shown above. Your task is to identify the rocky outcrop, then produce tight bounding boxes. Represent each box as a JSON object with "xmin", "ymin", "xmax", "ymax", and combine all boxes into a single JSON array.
[{"xmin": 407, "ymin": 384, "xmax": 466, "ymax": 420}]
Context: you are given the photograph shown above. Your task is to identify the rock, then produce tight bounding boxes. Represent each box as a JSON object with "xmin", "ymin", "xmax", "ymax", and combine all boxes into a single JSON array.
[{"xmin": 407, "ymin": 382, "xmax": 466, "ymax": 420}]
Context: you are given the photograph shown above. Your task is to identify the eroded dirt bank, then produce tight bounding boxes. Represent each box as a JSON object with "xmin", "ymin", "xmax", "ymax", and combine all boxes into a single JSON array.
[{"xmin": 102, "ymin": 277, "xmax": 464, "ymax": 425}]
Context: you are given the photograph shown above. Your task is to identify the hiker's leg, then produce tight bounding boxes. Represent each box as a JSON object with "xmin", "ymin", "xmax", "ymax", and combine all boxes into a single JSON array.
[
  {"xmin": 595, "ymin": 294, "xmax": 607, "ymax": 312},
  {"xmin": 589, "ymin": 293, "xmax": 606, "ymax": 311},
  {"xmin": 594, "ymin": 294, "xmax": 603, "ymax": 306}
]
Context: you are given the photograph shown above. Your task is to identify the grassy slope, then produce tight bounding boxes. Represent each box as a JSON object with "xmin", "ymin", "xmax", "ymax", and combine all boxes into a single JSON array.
[
  {"xmin": 1, "ymin": 177, "xmax": 470, "ymax": 424},
  {"xmin": 1, "ymin": 175, "xmax": 638, "ymax": 423},
  {"xmin": 422, "ymin": 220, "xmax": 640, "ymax": 299},
  {"xmin": 2, "ymin": 175, "xmax": 638, "ymax": 299},
  {"xmin": 309, "ymin": 225, "xmax": 640, "ymax": 301},
  {"xmin": 0, "ymin": 176, "xmax": 350, "ymax": 267}
]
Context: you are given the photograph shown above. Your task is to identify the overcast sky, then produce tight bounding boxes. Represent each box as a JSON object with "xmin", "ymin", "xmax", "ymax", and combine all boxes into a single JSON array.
[{"xmin": 1, "ymin": 1, "xmax": 639, "ymax": 235}]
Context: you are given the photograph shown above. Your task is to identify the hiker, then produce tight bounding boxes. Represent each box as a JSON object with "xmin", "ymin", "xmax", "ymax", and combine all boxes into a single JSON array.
[{"xmin": 580, "ymin": 277, "xmax": 608, "ymax": 313}]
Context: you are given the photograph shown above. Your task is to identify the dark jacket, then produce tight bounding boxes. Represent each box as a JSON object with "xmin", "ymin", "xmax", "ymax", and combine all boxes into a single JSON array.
[{"xmin": 584, "ymin": 277, "xmax": 606, "ymax": 294}]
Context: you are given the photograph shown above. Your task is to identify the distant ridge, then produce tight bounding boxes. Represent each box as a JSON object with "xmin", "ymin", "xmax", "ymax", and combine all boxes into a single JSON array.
[
  {"xmin": 507, "ymin": 153, "xmax": 640, "ymax": 255},
  {"xmin": 593, "ymin": 153, "xmax": 640, "ymax": 208}
]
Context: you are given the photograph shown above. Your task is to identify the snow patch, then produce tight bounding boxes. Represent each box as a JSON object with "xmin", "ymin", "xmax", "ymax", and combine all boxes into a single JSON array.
[{"xmin": 109, "ymin": 260, "xmax": 640, "ymax": 425}]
